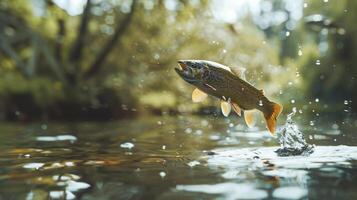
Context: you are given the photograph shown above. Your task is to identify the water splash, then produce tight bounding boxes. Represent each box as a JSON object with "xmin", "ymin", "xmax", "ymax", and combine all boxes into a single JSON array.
[{"xmin": 275, "ymin": 111, "xmax": 315, "ymax": 156}]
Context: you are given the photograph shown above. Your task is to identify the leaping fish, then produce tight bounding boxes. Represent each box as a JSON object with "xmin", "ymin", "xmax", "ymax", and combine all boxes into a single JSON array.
[{"xmin": 175, "ymin": 60, "xmax": 283, "ymax": 135}]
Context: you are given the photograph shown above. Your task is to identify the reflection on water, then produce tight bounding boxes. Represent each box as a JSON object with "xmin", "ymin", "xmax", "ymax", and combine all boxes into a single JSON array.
[
  {"xmin": 176, "ymin": 183, "xmax": 268, "ymax": 200},
  {"xmin": 0, "ymin": 115, "xmax": 357, "ymax": 199},
  {"xmin": 36, "ymin": 135, "xmax": 77, "ymax": 142}
]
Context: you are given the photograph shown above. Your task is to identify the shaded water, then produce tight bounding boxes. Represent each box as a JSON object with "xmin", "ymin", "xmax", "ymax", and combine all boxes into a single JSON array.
[{"xmin": 0, "ymin": 115, "xmax": 357, "ymax": 199}]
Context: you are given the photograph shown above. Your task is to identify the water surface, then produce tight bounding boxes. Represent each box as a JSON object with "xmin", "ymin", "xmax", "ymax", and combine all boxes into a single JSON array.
[{"xmin": 0, "ymin": 115, "xmax": 357, "ymax": 199}]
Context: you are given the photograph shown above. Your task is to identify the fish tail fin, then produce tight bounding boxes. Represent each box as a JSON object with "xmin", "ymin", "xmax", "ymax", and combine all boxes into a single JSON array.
[{"xmin": 264, "ymin": 102, "xmax": 283, "ymax": 135}]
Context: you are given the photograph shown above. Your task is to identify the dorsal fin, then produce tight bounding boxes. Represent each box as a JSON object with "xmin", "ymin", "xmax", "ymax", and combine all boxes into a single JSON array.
[
  {"xmin": 259, "ymin": 89, "xmax": 265, "ymax": 95},
  {"xmin": 230, "ymin": 66, "xmax": 246, "ymax": 80}
]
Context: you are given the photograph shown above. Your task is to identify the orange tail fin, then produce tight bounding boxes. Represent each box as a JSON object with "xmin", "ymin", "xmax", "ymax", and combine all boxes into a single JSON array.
[{"xmin": 264, "ymin": 102, "xmax": 283, "ymax": 135}]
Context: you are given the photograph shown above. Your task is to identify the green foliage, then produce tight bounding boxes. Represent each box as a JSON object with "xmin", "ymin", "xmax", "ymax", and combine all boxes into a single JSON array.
[{"xmin": 0, "ymin": 0, "xmax": 355, "ymax": 120}]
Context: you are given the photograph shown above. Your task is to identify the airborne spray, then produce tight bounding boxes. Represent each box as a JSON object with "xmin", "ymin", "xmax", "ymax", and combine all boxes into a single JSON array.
[{"xmin": 275, "ymin": 111, "xmax": 315, "ymax": 156}]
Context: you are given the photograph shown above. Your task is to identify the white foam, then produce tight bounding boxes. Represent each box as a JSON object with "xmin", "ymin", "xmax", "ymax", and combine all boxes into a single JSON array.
[{"xmin": 205, "ymin": 146, "xmax": 357, "ymax": 171}]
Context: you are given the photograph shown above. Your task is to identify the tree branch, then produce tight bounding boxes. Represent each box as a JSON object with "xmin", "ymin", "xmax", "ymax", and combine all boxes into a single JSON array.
[
  {"xmin": 55, "ymin": 18, "xmax": 66, "ymax": 62},
  {"xmin": 69, "ymin": 0, "xmax": 91, "ymax": 63},
  {"xmin": 83, "ymin": 0, "xmax": 137, "ymax": 79},
  {"xmin": 27, "ymin": 34, "xmax": 40, "ymax": 77},
  {"xmin": 0, "ymin": 33, "xmax": 29, "ymax": 77},
  {"xmin": 36, "ymin": 34, "xmax": 68, "ymax": 84}
]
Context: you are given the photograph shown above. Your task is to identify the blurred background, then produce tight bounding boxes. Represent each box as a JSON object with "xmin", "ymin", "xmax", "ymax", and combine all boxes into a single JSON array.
[
  {"xmin": 0, "ymin": 0, "xmax": 356, "ymax": 122},
  {"xmin": 1, "ymin": 1, "xmax": 357, "ymax": 199}
]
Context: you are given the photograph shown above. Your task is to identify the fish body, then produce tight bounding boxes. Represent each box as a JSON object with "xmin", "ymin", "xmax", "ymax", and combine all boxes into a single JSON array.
[{"xmin": 175, "ymin": 60, "xmax": 282, "ymax": 134}]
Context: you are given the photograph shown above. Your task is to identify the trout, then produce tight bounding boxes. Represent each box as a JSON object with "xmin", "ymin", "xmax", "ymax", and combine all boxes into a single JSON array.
[{"xmin": 175, "ymin": 60, "xmax": 283, "ymax": 135}]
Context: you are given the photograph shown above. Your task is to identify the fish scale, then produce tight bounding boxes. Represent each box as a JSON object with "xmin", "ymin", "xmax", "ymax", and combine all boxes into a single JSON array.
[{"xmin": 204, "ymin": 67, "xmax": 268, "ymax": 112}]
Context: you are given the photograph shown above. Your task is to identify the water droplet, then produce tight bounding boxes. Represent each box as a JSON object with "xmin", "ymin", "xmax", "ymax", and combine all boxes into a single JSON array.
[
  {"xmin": 15, "ymin": 111, "xmax": 20, "ymax": 116},
  {"xmin": 162, "ymin": 145, "xmax": 166, "ymax": 150},
  {"xmin": 309, "ymin": 135, "xmax": 313, "ymax": 140},
  {"xmin": 229, "ymin": 123, "xmax": 234, "ymax": 128},
  {"xmin": 332, "ymin": 123, "xmax": 339, "ymax": 129},
  {"xmin": 344, "ymin": 100, "xmax": 349, "ymax": 105},
  {"xmin": 211, "ymin": 40, "xmax": 219, "ymax": 45},
  {"xmin": 187, "ymin": 161, "xmax": 200, "ymax": 167},
  {"xmin": 279, "ymin": 90, "xmax": 283, "ymax": 95},
  {"xmin": 324, "ymin": 0, "xmax": 328, "ymax": 2},
  {"xmin": 315, "ymin": 98, "xmax": 319, "ymax": 103},
  {"xmin": 209, "ymin": 135, "xmax": 220, "ymax": 140},
  {"xmin": 310, "ymin": 121, "xmax": 315, "ymax": 126},
  {"xmin": 195, "ymin": 130, "xmax": 203, "ymax": 135},
  {"xmin": 259, "ymin": 100, "xmax": 263, "ymax": 106},
  {"xmin": 291, "ymin": 99, "xmax": 295, "ymax": 104},
  {"xmin": 154, "ymin": 53, "xmax": 160, "ymax": 60},
  {"xmin": 298, "ymin": 49, "xmax": 303, "ymax": 56},
  {"xmin": 185, "ymin": 128, "xmax": 192, "ymax": 134},
  {"xmin": 285, "ymin": 31, "xmax": 290, "ymax": 37},
  {"xmin": 315, "ymin": 60, "xmax": 321, "ymax": 65},
  {"xmin": 288, "ymin": 81, "xmax": 293, "ymax": 85},
  {"xmin": 222, "ymin": 49, "xmax": 227, "ymax": 53},
  {"xmin": 292, "ymin": 107, "xmax": 297, "ymax": 113},
  {"xmin": 159, "ymin": 171, "xmax": 166, "ymax": 178},
  {"xmin": 120, "ymin": 142, "xmax": 134, "ymax": 149},
  {"xmin": 298, "ymin": 109, "xmax": 303, "ymax": 114},
  {"xmin": 41, "ymin": 124, "xmax": 48, "ymax": 130},
  {"xmin": 201, "ymin": 120, "xmax": 209, "ymax": 126},
  {"xmin": 304, "ymin": 3, "xmax": 308, "ymax": 8}
]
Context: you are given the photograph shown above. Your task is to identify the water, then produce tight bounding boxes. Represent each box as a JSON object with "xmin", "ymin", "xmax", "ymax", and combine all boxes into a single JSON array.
[
  {"xmin": 0, "ymin": 116, "xmax": 357, "ymax": 199},
  {"xmin": 275, "ymin": 112, "xmax": 315, "ymax": 156}
]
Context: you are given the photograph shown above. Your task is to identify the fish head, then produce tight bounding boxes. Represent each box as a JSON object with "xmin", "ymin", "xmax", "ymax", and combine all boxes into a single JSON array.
[{"xmin": 175, "ymin": 60, "xmax": 209, "ymax": 85}]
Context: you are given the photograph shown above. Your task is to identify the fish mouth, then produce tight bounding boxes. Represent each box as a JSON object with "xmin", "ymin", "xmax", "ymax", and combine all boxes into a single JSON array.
[
  {"xmin": 175, "ymin": 60, "xmax": 198, "ymax": 83},
  {"xmin": 177, "ymin": 61, "xmax": 187, "ymax": 71}
]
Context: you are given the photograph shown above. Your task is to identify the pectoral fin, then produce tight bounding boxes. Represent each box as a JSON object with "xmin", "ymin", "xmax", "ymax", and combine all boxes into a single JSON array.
[
  {"xmin": 192, "ymin": 88, "xmax": 208, "ymax": 103},
  {"xmin": 221, "ymin": 100, "xmax": 231, "ymax": 117},
  {"xmin": 231, "ymin": 103, "xmax": 242, "ymax": 116},
  {"xmin": 244, "ymin": 110, "xmax": 256, "ymax": 128}
]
